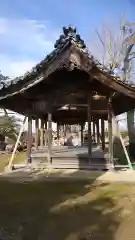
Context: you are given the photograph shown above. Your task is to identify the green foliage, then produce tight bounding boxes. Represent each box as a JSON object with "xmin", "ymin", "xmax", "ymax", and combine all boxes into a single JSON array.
[
  {"xmin": 20, "ymin": 130, "xmax": 28, "ymax": 143},
  {"xmin": 0, "ymin": 115, "xmax": 21, "ymax": 141},
  {"xmin": 0, "ymin": 152, "xmax": 25, "ymax": 173},
  {"xmin": 0, "ymin": 71, "xmax": 23, "ymax": 143}
]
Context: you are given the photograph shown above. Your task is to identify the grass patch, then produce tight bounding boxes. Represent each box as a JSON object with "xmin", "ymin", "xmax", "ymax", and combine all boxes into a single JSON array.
[
  {"xmin": 0, "ymin": 181, "xmax": 134, "ymax": 239},
  {"xmin": 0, "ymin": 152, "xmax": 26, "ymax": 173}
]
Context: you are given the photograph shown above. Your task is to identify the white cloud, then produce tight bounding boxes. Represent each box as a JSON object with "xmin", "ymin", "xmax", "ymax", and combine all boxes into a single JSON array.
[
  {"xmin": 0, "ymin": 17, "xmax": 59, "ymax": 127},
  {"xmin": 0, "ymin": 17, "xmax": 58, "ymax": 77},
  {"xmin": 0, "ymin": 18, "xmax": 56, "ymax": 54},
  {"xmin": 8, "ymin": 60, "xmax": 37, "ymax": 77},
  {"xmin": 0, "ymin": 54, "xmax": 37, "ymax": 77}
]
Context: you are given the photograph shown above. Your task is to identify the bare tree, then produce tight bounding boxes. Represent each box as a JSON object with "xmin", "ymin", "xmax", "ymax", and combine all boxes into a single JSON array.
[
  {"xmin": 93, "ymin": 21, "xmax": 135, "ymax": 157},
  {"xmin": 94, "ymin": 25, "xmax": 124, "ymax": 70},
  {"xmin": 122, "ymin": 22, "xmax": 135, "ymax": 157}
]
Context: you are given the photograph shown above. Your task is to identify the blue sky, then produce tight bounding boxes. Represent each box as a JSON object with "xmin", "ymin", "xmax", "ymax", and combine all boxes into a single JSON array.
[
  {"xmin": 0, "ymin": 0, "xmax": 134, "ymax": 78},
  {"xmin": 0, "ymin": 0, "xmax": 134, "ymax": 129}
]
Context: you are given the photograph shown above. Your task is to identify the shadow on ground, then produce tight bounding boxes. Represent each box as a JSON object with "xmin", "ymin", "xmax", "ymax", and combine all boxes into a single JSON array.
[{"xmin": 0, "ymin": 179, "xmax": 124, "ymax": 240}]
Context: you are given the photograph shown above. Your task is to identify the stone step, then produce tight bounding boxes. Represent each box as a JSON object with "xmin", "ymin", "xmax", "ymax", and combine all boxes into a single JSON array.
[
  {"xmin": 31, "ymin": 162, "xmax": 129, "ymax": 171},
  {"xmin": 31, "ymin": 163, "xmax": 111, "ymax": 170}
]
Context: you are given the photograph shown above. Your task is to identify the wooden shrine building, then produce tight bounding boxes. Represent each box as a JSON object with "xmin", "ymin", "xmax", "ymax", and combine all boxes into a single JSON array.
[{"xmin": 1, "ymin": 26, "xmax": 135, "ymax": 170}]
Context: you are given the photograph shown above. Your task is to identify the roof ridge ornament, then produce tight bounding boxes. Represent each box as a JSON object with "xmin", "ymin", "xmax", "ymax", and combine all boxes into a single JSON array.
[{"xmin": 54, "ymin": 25, "xmax": 86, "ymax": 50}]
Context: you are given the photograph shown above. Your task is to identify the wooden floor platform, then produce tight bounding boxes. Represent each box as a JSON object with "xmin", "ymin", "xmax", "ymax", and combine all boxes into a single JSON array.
[{"xmin": 30, "ymin": 145, "xmax": 127, "ymax": 170}]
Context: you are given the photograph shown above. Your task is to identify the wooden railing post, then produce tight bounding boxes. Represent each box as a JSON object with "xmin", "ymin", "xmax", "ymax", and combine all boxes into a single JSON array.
[
  {"xmin": 88, "ymin": 91, "xmax": 92, "ymax": 163},
  {"xmin": 27, "ymin": 116, "xmax": 32, "ymax": 164}
]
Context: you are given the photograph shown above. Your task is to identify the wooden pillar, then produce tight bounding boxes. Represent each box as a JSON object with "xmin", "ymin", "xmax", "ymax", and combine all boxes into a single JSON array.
[
  {"xmin": 101, "ymin": 118, "xmax": 105, "ymax": 150},
  {"xmin": 40, "ymin": 119, "xmax": 44, "ymax": 148},
  {"xmin": 93, "ymin": 119, "xmax": 96, "ymax": 143},
  {"xmin": 57, "ymin": 122, "xmax": 60, "ymax": 146},
  {"xmin": 96, "ymin": 118, "xmax": 100, "ymax": 145},
  {"xmin": 35, "ymin": 118, "xmax": 39, "ymax": 150},
  {"xmin": 48, "ymin": 113, "xmax": 52, "ymax": 164},
  {"xmin": 88, "ymin": 92, "xmax": 92, "ymax": 162},
  {"xmin": 63, "ymin": 124, "xmax": 67, "ymax": 140},
  {"xmin": 81, "ymin": 123, "xmax": 84, "ymax": 146},
  {"xmin": 44, "ymin": 121, "xmax": 47, "ymax": 146},
  {"xmin": 108, "ymin": 98, "xmax": 113, "ymax": 165},
  {"xmin": 27, "ymin": 116, "xmax": 32, "ymax": 164}
]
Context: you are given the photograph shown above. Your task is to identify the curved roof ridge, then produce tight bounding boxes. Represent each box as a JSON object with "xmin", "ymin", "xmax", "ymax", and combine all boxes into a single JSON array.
[
  {"xmin": 0, "ymin": 25, "xmax": 135, "ymax": 93},
  {"xmin": 0, "ymin": 25, "xmax": 88, "ymax": 89}
]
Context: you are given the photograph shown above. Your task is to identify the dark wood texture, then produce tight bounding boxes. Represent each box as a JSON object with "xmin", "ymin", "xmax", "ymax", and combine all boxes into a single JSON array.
[
  {"xmin": 88, "ymin": 91, "xmax": 92, "ymax": 162},
  {"xmin": 101, "ymin": 119, "xmax": 105, "ymax": 150},
  {"xmin": 93, "ymin": 120, "xmax": 96, "ymax": 143},
  {"xmin": 35, "ymin": 118, "xmax": 39, "ymax": 150},
  {"xmin": 96, "ymin": 119, "xmax": 100, "ymax": 145},
  {"xmin": 48, "ymin": 113, "xmax": 52, "ymax": 163},
  {"xmin": 27, "ymin": 116, "xmax": 32, "ymax": 164},
  {"xmin": 108, "ymin": 98, "xmax": 113, "ymax": 165}
]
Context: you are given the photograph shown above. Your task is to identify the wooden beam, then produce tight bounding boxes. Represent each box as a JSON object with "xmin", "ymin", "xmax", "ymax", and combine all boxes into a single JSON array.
[
  {"xmin": 88, "ymin": 92, "xmax": 92, "ymax": 163},
  {"xmin": 48, "ymin": 113, "xmax": 52, "ymax": 164},
  {"xmin": 32, "ymin": 81, "xmax": 89, "ymax": 110},
  {"xmin": 91, "ymin": 67, "xmax": 135, "ymax": 99},
  {"xmin": 27, "ymin": 116, "xmax": 32, "ymax": 164},
  {"xmin": 32, "ymin": 100, "xmax": 108, "ymax": 114}
]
